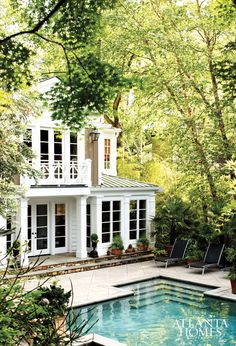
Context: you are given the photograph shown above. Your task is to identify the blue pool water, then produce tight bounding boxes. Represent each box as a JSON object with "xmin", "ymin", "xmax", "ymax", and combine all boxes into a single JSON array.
[{"xmin": 73, "ymin": 278, "xmax": 236, "ymax": 346}]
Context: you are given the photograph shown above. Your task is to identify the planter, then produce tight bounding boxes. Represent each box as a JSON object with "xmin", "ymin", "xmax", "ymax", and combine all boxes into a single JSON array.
[
  {"xmin": 164, "ymin": 245, "xmax": 173, "ymax": 256},
  {"xmin": 89, "ymin": 241, "xmax": 98, "ymax": 258},
  {"xmin": 137, "ymin": 244, "xmax": 148, "ymax": 251},
  {"xmin": 230, "ymin": 279, "xmax": 236, "ymax": 294},
  {"xmin": 111, "ymin": 248, "xmax": 123, "ymax": 256}
]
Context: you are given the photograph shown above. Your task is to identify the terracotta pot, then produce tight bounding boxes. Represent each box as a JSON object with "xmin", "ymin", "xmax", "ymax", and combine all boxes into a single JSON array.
[
  {"xmin": 111, "ymin": 248, "xmax": 123, "ymax": 256},
  {"xmin": 164, "ymin": 245, "xmax": 173, "ymax": 256},
  {"xmin": 231, "ymin": 280, "xmax": 236, "ymax": 294},
  {"xmin": 137, "ymin": 244, "xmax": 148, "ymax": 251}
]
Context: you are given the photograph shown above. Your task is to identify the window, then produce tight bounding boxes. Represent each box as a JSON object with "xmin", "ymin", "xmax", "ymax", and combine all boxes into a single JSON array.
[
  {"xmin": 27, "ymin": 205, "xmax": 32, "ymax": 251},
  {"xmin": 54, "ymin": 131, "xmax": 62, "ymax": 162},
  {"xmin": 55, "ymin": 204, "xmax": 66, "ymax": 248},
  {"xmin": 70, "ymin": 132, "xmax": 77, "ymax": 162},
  {"xmin": 40, "ymin": 130, "xmax": 49, "ymax": 162},
  {"xmin": 6, "ymin": 218, "xmax": 12, "ymax": 250},
  {"xmin": 24, "ymin": 129, "xmax": 32, "ymax": 148},
  {"xmin": 129, "ymin": 200, "xmax": 146, "ymax": 240},
  {"xmin": 70, "ymin": 132, "xmax": 78, "ymax": 179},
  {"xmin": 86, "ymin": 204, "xmax": 91, "ymax": 247},
  {"xmin": 54, "ymin": 131, "xmax": 63, "ymax": 178},
  {"xmin": 104, "ymin": 139, "xmax": 111, "ymax": 169},
  {"xmin": 102, "ymin": 201, "xmax": 121, "ymax": 243},
  {"xmin": 36, "ymin": 204, "xmax": 48, "ymax": 250}
]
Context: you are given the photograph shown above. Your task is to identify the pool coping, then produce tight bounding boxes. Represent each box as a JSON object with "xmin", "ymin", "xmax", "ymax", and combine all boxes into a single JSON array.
[{"xmin": 73, "ymin": 274, "xmax": 236, "ymax": 308}]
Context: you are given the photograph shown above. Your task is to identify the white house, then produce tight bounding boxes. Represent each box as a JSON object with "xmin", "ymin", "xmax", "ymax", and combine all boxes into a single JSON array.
[{"xmin": 0, "ymin": 78, "xmax": 161, "ymax": 266}]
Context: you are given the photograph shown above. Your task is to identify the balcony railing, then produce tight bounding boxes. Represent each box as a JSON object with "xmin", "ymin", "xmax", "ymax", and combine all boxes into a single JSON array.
[{"xmin": 24, "ymin": 159, "xmax": 91, "ymax": 186}]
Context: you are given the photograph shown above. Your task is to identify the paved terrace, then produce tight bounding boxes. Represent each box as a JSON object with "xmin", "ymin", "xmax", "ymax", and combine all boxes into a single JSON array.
[{"xmin": 24, "ymin": 259, "xmax": 236, "ymax": 306}]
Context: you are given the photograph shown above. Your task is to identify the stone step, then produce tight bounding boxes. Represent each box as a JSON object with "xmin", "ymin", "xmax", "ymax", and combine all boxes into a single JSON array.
[{"xmin": 6, "ymin": 253, "xmax": 154, "ymax": 280}]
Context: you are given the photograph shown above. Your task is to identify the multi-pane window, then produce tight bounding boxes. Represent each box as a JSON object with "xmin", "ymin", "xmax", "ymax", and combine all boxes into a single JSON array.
[
  {"xmin": 104, "ymin": 139, "xmax": 111, "ymax": 169},
  {"xmin": 27, "ymin": 205, "xmax": 32, "ymax": 251},
  {"xmin": 70, "ymin": 132, "xmax": 78, "ymax": 179},
  {"xmin": 36, "ymin": 204, "xmax": 48, "ymax": 250},
  {"xmin": 102, "ymin": 201, "xmax": 121, "ymax": 243},
  {"xmin": 86, "ymin": 204, "xmax": 91, "ymax": 247},
  {"xmin": 70, "ymin": 133, "xmax": 77, "ymax": 162},
  {"xmin": 54, "ymin": 131, "xmax": 63, "ymax": 178},
  {"xmin": 54, "ymin": 131, "xmax": 62, "ymax": 161},
  {"xmin": 55, "ymin": 204, "xmax": 66, "ymax": 248},
  {"xmin": 129, "ymin": 200, "xmax": 146, "ymax": 240},
  {"xmin": 40, "ymin": 130, "xmax": 49, "ymax": 162},
  {"xmin": 6, "ymin": 218, "xmax": 12, "ymax": 250}
]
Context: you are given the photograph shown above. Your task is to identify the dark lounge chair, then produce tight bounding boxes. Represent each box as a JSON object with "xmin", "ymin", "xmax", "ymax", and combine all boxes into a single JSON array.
[
  {"xmin": 155, "ymin": 239, "xmax": 189, "ymax": 268},
  {"xmin": 188, "ymin": 243, "xmax": 225, "ymax": 275}
]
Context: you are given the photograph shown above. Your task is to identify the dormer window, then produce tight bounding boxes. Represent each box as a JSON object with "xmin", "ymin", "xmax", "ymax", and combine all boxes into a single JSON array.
[{"xmin": 104, "ymin": 138, "xmax": 111, "ymax": 169}]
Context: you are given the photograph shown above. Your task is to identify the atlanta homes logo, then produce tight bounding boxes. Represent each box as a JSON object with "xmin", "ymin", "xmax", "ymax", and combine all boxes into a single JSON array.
[{"xmin": 175, "ymin": 318, "xmax": 228, "ymax": 339}]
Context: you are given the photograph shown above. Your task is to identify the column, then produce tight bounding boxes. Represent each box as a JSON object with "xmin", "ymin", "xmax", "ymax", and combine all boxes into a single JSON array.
[
  {"xmin": 0, "ymin": 216, "xmax": 7, "ymax": 266},
  {"xmin": 75, "ymin": 196, "xmax": 88, "ymax": 258},
  {"xmin": 123, "ymin": 196, "xmax": 131, "ymax": 249},
  {"xmin": 16, "ymin": 198, "xmax": 29, "ymax": 267},
  {"xmin": 148, "ymin": 194, "xmax": 156, "ymax": 242},
  {"xmin": 90, "ymin": 197, "xmax": 102, "ymax": 255}
]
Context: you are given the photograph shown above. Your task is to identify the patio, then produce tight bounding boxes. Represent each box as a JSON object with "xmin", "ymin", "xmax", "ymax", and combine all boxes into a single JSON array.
[{"xmin": 24, "ymin": 259, "xmax": 236, "ymax": 307}]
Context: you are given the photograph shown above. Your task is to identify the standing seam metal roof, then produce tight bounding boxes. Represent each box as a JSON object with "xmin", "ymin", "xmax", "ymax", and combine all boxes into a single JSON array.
[{"xmin": 93, "ymin": 174, "xmax": 161, "ymax": 190}]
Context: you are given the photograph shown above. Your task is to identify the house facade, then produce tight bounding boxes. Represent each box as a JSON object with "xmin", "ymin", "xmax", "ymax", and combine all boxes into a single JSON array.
[{"xmin": 0, "ymin": 79, "xmax": 161, "ymax": 266}]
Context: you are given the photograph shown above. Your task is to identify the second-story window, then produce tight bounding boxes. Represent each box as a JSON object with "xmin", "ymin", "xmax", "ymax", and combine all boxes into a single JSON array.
[
  {"xmin": 24, "ymin": 129, "xmax": 32, "ymax": 148},
  {"xmin": 54, "ymin": 131, "xmax": 62, "ymax": 162},
  {"xmin": 104, "ymin": 138, "xmax": 111, "ymax": 169},
  {"xmin": 24, "ymin": 129, "xmax": 32, "ymax": 163},
  {"xmin": 70, "ymin": 133, "xmax": 77, "ymax": 162},
  {"xmin": 54, "ymin": 131, "xmax": 63, "ymax": 179},
  {"xmin": 40, "ymin": 130, "xmax": 49, "ymax": 162}
]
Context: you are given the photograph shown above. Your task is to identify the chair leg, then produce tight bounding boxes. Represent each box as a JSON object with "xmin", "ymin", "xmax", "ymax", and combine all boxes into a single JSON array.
[
  {"xmin": 165, "ymin": 261, "xmax": 168, "ymax": 268},
  {"xmin": 202, "ymin": 267, "xmax": 205, "ymax": 275}
]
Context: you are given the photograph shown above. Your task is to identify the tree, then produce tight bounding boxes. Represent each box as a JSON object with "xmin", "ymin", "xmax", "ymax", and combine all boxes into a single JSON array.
[{"xmin": 103, "ymin": 0, "xmax": 236, "ymax": 219}]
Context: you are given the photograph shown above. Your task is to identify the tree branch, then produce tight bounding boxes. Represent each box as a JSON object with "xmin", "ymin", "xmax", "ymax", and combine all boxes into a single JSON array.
[{"xmin": 0, "ymin": 0, "xmax": 68, "ymax": 45}]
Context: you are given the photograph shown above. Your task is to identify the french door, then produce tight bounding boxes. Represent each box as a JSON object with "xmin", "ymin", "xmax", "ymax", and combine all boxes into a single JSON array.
[
  {"xmin": 28, "ymin": 204, "xmax": 49, "ymax": 256},
  {"xmin": 28, "ymin": 203, "xmax": 67, "ymax": 256}
]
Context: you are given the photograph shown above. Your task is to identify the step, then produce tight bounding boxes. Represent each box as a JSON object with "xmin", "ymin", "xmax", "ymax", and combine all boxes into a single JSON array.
[
  {"xmin": 29, "ymin": 250, "xmax": 153, "ymax": 272},
  {"xmin": 129, "ymin": 291, "xmax": 206, "ymax": 310},
  {"xmin": 130, "ymin": 288, "xmax": 204, "ymax": 306},
  {"xmin": 134, "ymin": 282, "xmax": 205, "ymax": 297},
  {"xmin": 6, "ymin": 253, "xmax": 154, "ymax": 280}
]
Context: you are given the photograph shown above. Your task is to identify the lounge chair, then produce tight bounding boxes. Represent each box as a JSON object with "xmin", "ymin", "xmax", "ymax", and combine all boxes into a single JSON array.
[
  {"xmin": 155, "ymin": 239, "xmax": 189, "ymax": 268},
  {"xmin": 188, "ymin": 243, "xmax": 225, "ymax": 275}
]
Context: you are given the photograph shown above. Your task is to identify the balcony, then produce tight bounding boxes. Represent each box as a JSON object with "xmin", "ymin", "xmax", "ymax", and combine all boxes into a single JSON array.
[{"xmin": 24, "ymin": 159, "xmax": 91, "ymax": 186}]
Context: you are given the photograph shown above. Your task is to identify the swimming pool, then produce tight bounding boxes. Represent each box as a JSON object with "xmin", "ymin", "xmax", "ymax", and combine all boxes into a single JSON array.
[{"xmin": 73, "ymin": 278, "xmax": 236, "ymax": 346}]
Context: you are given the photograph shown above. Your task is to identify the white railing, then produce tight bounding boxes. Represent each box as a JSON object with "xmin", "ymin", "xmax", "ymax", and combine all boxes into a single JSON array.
[{"xmin": 23, "ymin": 159, "xmax": 91, "ymax": 186}]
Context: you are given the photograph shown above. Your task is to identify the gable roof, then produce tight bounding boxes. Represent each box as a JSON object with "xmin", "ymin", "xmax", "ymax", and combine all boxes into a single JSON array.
[{"xmin": 92, "ymin": 174, "xmax": 162, "ymax": 192}]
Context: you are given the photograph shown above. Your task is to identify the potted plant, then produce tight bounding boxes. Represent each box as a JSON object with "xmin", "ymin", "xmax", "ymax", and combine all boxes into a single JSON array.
[
  {"xmin": 185, "ymin": 242, "xmax": 204, "ymax": 265},
  {"xmin": 152, "ymin": 248, "xmax": 167, "ymax": 259},
  {"xmin": 125, "ymin": 244, "xmax": 135, "ymax": 253},
  {"xmin": 225, "ymin": 247, "xmax": 236, "ymax": 294},
  {"xmin": 136, "ymin": 236, "xmax": 149, "ymax": 251},
  {"xmin": 111, "ymin": 235, "xmax": 124, "ymax": 255},
  {"xmin": 89, "ymin": 233, "xmax": 99, "ymax": 258}
]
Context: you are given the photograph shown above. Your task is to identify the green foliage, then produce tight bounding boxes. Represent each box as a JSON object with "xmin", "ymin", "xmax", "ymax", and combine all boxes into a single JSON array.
[
  {"xmin": 111, "ymin": 234, "xmax": 124, "ymax": 250},
  {"xmin": 91, "ymin": 233, "xmax": 99, "ymax": 244},
  {"xmin": 137, "ymin": 237, "xmax": 149, "ymax": 248},
  {"xmin": 0, "ymin": 90, "xmax": 39, "ymax": 217},
  {"xmin": 152, "ymin": 196, "xmax": 199, "ymax": 245},
  {"xmin": 47, "ymin": 54, "xmax": 126, "ymax": 129}
]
